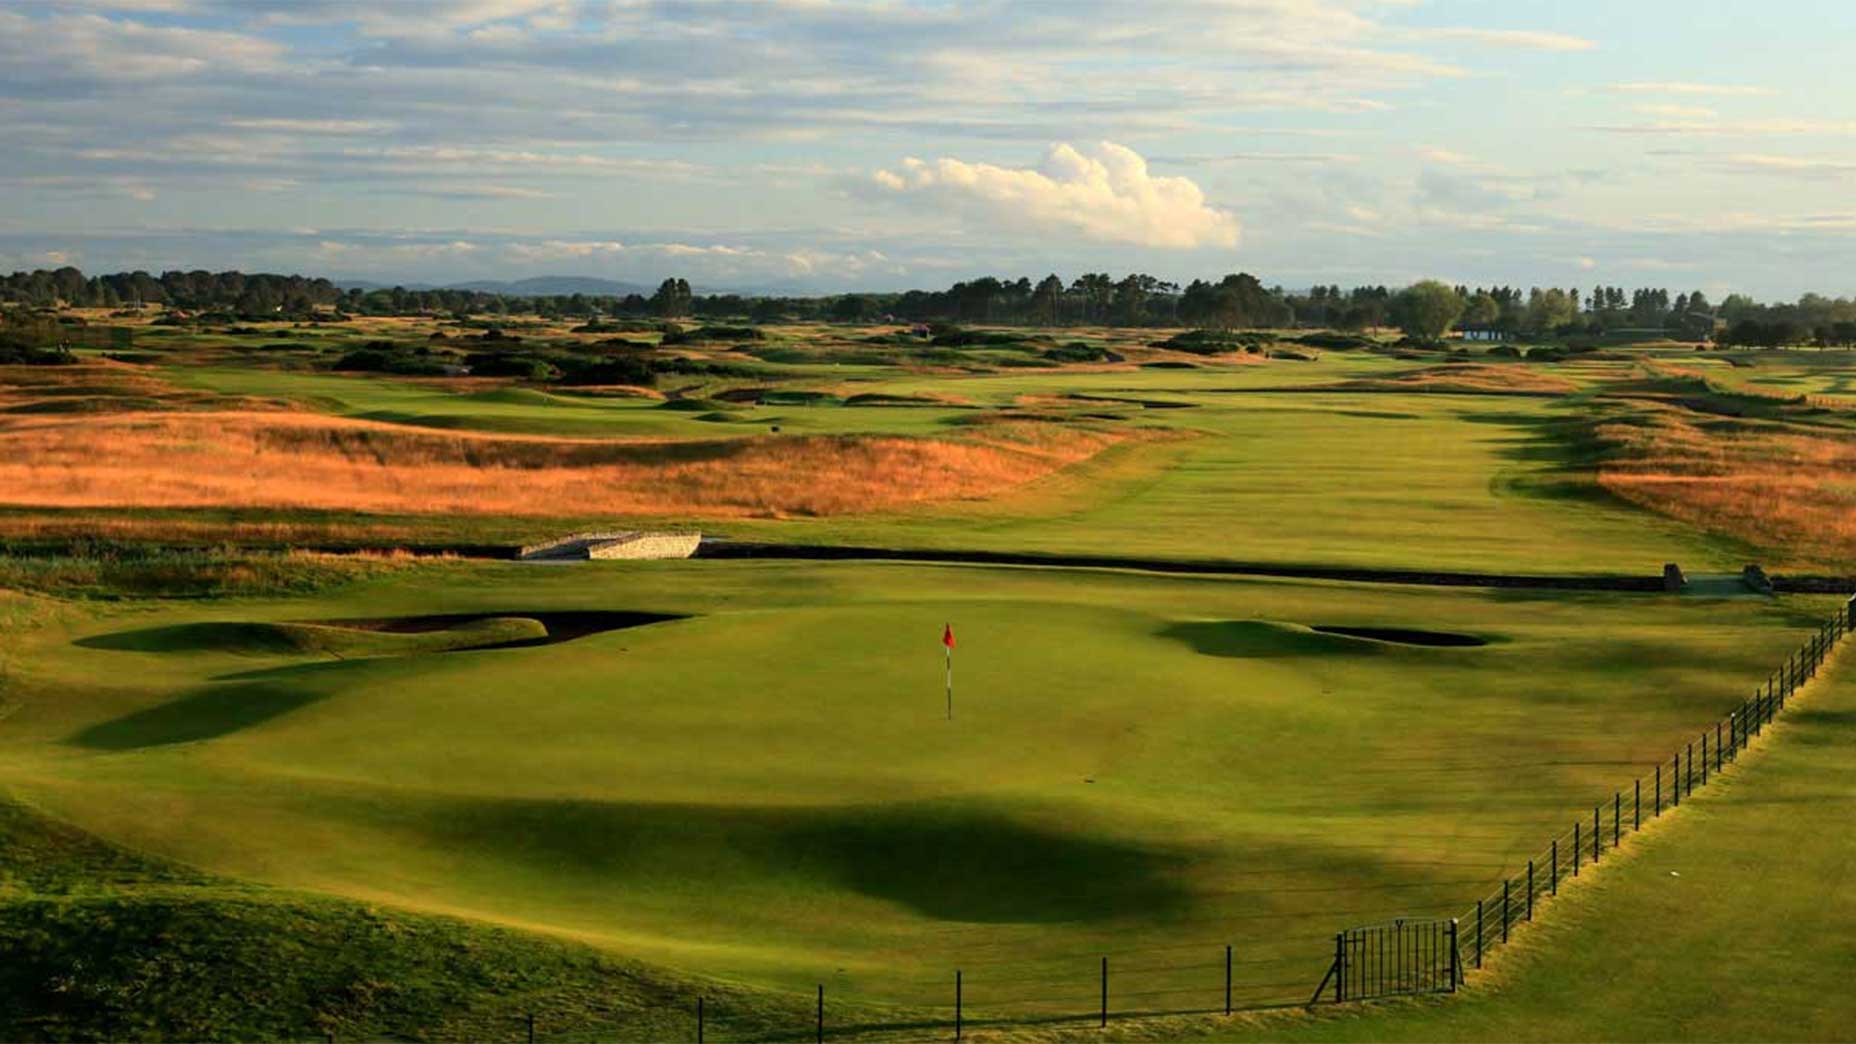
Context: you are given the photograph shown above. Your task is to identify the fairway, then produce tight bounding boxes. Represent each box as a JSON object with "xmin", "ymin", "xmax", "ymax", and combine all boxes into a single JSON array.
[
  {"xmin": 39, "ymin": 352, "xmax": 1755, "ymax": 574},
  {"xmin": 0, "ymin": 560, "xmax": 1835, "ymax": 1021}
]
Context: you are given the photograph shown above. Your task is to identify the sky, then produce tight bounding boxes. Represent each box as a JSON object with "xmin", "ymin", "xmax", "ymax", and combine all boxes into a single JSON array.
[{"xmin": 4, "ymin": 0, "xmax": 1856, "ymax": 297}]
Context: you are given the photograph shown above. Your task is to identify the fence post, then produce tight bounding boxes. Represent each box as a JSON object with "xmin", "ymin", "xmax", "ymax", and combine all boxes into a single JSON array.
[
  {"xmin": 1551, "ymin": 839, "xmax": 1558, "ymax": 894},
  {"xmin": 1701, "ymin": 734, "xmax": 1709, "ymax": 786},
  {"xmin": 1655, "ymin": 764, "xmax": 1662, "ymax": 815},
  {"xmin": 1335, "ymin": 933, "xmax": 1346, "ymax": 1001},
  {"xmin": 1614, "ymin": 792, "xmax": 1621, "ymax": 847},
  {"xmin": 1527, "ymin": 861, "xmax": 1534, "ymax": 920},
  {"xmin": 1502, "ymin": 879, "xmax": 1510, "ymax": 943},
  {"xmin": 1100, "ymin": 957, "xmax": 1108, "ymax": 1027},
  {"xmin": 1593, "ymin": 806, "xmax": 1600, "ymax": 863},
  {"xmin": 1685, "ymin": 743, "xmax": 1693, "ymax": 798},
  {"xmin": 1634, "ymin": 779, "xmax": 1640, "ymax": 830},
  {"xmin": 1448, "ymin": 919, "xmax": 1459, "ymax": 992},
  {"xmin": 1673, "ymin": 754, "xmax": 1681, "ymax": 806},
  {"xmin": 1574, "ymin": 820, "xmax": 1581, "ymax": 876},
  {"xmin": 955, "ymin": 971, "xmax": 962, "ymax": 1040},
  {"xmin": 1475, "ymin": 901, "xmax": 1483, "ymax": 969},
  {"xmin": 526, "ymin": 1013, "xmax": 535, "ymax": 1044},
  {"xmin": 698, "ymin": 997, "xmax": 704, "ymax": 1044},
  {"xmin": 1225, "ymin": 945, "xmax": 1232, "ymax": 1016},
  {"xmin": 817, "ymin": 985, "xmax": 823, "ymax": 1044}
]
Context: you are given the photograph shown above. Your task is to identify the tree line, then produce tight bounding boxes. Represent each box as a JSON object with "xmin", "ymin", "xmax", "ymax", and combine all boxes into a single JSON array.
[{"xmin": 7, "ymin": 265, "xmax": 1856, "ymax": 346}]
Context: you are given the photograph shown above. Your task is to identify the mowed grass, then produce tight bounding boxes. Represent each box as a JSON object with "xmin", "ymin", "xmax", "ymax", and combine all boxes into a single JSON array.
[
  {"xmin": 716, "ymin": 391, "xmax": 1740, "ymax": 574},
  {"xmin": 0, "ymin": 560, "xmax": 1834, "ymax": 1024},
  {"xmin": 110, "ymin": 356, "xmax": 1746, "ymax": 573},
  {"xmin": 1163, "ymin": 644, "xmax": 1856, "ymax": 1043}
]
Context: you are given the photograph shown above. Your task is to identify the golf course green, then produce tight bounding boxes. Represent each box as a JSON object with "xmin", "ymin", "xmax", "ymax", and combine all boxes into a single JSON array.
[
  {"xmin": 0, "ymin": 560, "xmax": 1834, "ymax": 1029},
  {"xmin": 8, "ymin": 323, "xmax": 1856, "ymax": 1039}
]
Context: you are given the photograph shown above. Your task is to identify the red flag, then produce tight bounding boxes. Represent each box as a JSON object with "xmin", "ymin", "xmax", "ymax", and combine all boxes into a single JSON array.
[{"xmin": 942, "ymin": 623, "xmax": 956, "ymax": 649}]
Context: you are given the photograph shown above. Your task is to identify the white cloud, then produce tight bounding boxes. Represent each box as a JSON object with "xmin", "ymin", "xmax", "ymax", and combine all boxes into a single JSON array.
[
  {"xmin": 873, "ymin": 141, "xmax": 1240, "ymax": 249},
  {"xmin": 1424, "ymin": 28, "xmax": 1596, "ymax": 52},
  {"xmin": 346, "ymin": 146, "xmax": 705, "ymax": 177},
  {"xmin": 1713, "ymin": 154, "xmax": 1856, "ymax": 178},
  {"xmin": 1588, "ymin": 119, "xmax": 1856, "ymax": 136},
  {"xmin": 1604, "ymin": 82, "xmax": 1776, "ymax": 97},
  {"xmin": 224, "ymin": 118, "xmax": 396, "ymax": 135},
  {"xmin": 1158, "ymin": 151, "xmax": 1360, "ymax": 166},
  {"xmin": 1419, "ymin": 147, "xmax": 1487, "ymax": 168},
  {"xmin": 1631, "ymin": 103, "xmax": 1717, "ymax": 119},
  {"xmin": 0, "ymin": 12, "xmax": 281, "ymax": 81}
]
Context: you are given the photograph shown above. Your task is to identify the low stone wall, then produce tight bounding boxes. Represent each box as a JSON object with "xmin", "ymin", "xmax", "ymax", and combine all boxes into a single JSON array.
[
  {"xmin": 586, "ymin": 532, "xmax": 702, "ymax": 560},
  {"xmin": 520, "ymin": 530, "xmax": 701, "ymax": 560},
  {"xmin": 519, "ymin": 530, "xmax": 634, "ymax": 559}
]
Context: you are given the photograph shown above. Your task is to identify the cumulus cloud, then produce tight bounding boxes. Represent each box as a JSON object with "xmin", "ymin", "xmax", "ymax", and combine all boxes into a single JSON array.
[{"xmin": 873, "ymin": 142, "xmax": 1239, "ymax": 249}]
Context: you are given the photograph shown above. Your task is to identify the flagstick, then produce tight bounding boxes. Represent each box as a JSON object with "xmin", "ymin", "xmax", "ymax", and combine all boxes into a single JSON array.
[{"xmin": 945, "ymin": 644, "xmax": 953, "ymax": 721}]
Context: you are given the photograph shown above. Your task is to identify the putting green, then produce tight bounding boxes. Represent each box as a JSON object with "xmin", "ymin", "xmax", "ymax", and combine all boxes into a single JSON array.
[{"xmin": 0, "ymin": 560, "xmax": 1831, "ymax": 1017}]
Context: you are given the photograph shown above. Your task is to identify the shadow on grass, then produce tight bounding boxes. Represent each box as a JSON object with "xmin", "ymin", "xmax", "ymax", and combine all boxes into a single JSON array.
[
  {"xmin": 402, "ymin": 797, "xmax": 1196, "ymax": 924},
  {"xmin": 76, "ymin": 622, "xmax": 310, "ymax": 654},
  {"xmin": 1159, "ymin": 620, "xmax": 1387, "ymax": 659},
  {"xmin": 68, "ymin": 677, "xmax": 326, "ymax": 751}
]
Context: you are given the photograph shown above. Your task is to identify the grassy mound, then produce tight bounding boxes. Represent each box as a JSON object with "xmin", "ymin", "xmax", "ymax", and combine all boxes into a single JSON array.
[
  {"xmin": 0, "ymin": 795, "xmax": 815, "ymax": 1043},
  {"xmin": 76, "ymin": 616, "xmax": 547, "ymax": 658}
]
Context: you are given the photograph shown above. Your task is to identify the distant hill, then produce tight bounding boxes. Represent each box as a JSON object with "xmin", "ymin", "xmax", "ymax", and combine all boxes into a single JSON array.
[{"xmin": 334, "ymin": 276, "xmax": 652, "ymax": 297}]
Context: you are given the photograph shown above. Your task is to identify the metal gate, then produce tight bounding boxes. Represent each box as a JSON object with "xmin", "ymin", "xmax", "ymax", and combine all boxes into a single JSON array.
[{"xmin": 1312, "ymin": 918, "xmax": 1459, "ymax": 1003}]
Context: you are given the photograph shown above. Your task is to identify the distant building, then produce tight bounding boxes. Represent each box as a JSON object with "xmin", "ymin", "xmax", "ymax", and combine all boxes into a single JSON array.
[{"xmin": 1457, "ymin": 325, "xmax": 1506, "ymax": 342}]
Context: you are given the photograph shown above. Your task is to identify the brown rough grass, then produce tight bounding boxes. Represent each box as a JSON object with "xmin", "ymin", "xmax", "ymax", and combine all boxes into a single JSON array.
[
  {"xmin": 0, "ymin": 410, "xmax": 1120, "ymax": 519},
  {"xmin": 1342, "ymin": 364, "xmax": 1579, "ymax": 395},
  {"xmin": 1594, "ymin": 406, "xmax": 1856, "ymax": 569},
  {"xmin": 0, "ymin": 362, "xmax": 282, "ymax": 415}
]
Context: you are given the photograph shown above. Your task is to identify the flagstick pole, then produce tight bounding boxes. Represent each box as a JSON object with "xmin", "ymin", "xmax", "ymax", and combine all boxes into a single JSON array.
[{"xmin": 945, "ymin": 644, "xmax": 952, "ymax": 721}]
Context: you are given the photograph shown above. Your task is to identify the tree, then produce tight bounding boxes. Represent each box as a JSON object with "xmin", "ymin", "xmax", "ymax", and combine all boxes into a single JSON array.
[
  {"xmin": 1463, "ymin": 291, "xmax": 1500, "ymax": 328},
  {"xmin": 1030, "ymin": 274, "xmax": 1065, "ymax": 324},
  {"xmin": 1112, "ymin": 274, "xmax": 1147, "ymax": 325},
  {"xmin": 650, "ymin": 277, "xmax": 692, "ymax": 318},
  {"xmin": 1391, "ymin": 280, "xmax": 1466, "ymax": 345},
  {"xmin": 1524, "ymin": 287, "xmax": 1576, "ymax": 335},
  {"xmin": 828, "ymin": 294, "xmax": 873, "ymax": 322},
  {"xmin": 1070, "ymin": 273, "xmax": 1114, "ymax": 323}
]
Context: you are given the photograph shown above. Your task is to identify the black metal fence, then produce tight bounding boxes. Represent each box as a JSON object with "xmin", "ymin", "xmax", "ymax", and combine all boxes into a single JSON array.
[
  {"xmin": 1458, "ymin": 595, "xmax": 1853, "ymax": 972},
  {"xmin": 1314, "ymin": 918, "xmax": 1459, "ymax": 1004}
]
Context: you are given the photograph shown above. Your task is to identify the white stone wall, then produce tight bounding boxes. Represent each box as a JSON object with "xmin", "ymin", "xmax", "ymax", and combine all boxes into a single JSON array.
[
  {"xmin": 585, "ymin": 531, "xmax": 702, "ymax": 560},
  {"xmin": 520, "ymin": 530, "xmax": 701, "ymax": 560}
]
